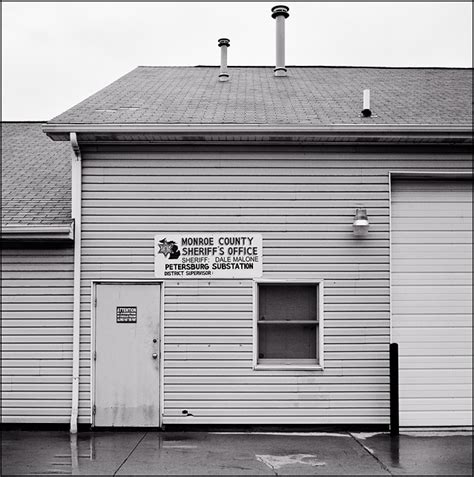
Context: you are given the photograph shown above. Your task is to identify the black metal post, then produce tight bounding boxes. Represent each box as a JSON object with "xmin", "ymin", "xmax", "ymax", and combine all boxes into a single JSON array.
[{"xmin": 390, "ymin": 342, "xmax": 399, "ymax": 436}]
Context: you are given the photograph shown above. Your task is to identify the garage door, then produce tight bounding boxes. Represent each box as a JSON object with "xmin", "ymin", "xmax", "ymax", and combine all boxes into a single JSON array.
[{"xmin": 391, "ymin": 177, "xmax": 472, "ymax": 427}]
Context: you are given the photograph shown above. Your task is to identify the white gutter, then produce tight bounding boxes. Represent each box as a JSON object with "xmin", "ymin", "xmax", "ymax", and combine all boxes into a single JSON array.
[
  {"xmin": 1, "ymin": 224, "xmax": 73, "ymax": 241},
  {"xmin": 70, "ymin": 132, "xmax": 82, "ymax": 434},
  {"xmin": 43, "ymin": 123, "xmax": 473, "ymax": 134},
  {"xmin": 43, "ymin": 123, "xmax": 473, "ymax": 145}
]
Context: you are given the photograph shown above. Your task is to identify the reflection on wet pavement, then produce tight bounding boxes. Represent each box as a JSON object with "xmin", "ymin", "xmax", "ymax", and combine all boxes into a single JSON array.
[
  {"xmin": 1, "ymin": 430, "xmax": 472, "ymax": 475},
  {"xmin": 389, "ymin": 435, "xmax": 400, "ymax": 468}
]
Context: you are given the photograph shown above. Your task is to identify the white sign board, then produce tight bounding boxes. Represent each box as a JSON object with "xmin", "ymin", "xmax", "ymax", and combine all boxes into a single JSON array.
[{"xmin": 154, "ymin": 234, "xmax": 263, "ymax": 279}]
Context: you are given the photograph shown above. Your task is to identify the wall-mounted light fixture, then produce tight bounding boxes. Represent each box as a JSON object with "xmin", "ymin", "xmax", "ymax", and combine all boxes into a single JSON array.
[{"xmin": 353, "ymin": 208, "xmax": 370, "ymax": 236}]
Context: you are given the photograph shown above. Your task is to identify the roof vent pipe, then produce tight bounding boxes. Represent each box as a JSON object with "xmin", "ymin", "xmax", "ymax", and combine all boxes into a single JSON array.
[
  {"xmin": 361, "ymin": 89, "xmax": 372, "ymax": 117},
  {"xmin": 218, "ymin": 38, "xmax": 230, "ymax": 81},
  {"xmin": 271, "ymin": 5, "xmax": 289, "ymax": 77}
]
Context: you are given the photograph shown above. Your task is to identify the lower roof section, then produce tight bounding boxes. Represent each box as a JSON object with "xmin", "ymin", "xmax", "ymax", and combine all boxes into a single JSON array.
[{"xmin": 2, "ymin": 122, "xmax": 72, "ymax": 227}]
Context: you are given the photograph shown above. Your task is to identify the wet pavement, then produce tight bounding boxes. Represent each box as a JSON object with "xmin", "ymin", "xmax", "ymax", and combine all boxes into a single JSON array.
[{"xmin": 1, "ymin": 430, "xmax": 472, "ymax": 475}]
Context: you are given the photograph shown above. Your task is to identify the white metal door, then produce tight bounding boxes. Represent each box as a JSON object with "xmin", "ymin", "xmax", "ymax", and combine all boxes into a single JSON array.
[
  {"xmin": 94, "ymin": 283, "xmax": 161, "ymax": 427},
  {"xmin": 391, "ymin": 178, "xmax": 472, "ymax": 427}
]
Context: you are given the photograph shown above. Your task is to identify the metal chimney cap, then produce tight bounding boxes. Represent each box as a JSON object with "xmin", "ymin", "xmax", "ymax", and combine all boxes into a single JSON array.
[
  {"xmin": 218, "ymin": 38, "xmax": 230, "ymax": 47},
  {"xmin": 271, "ymin": 5, "xmax": 290, "ymax": 18}
]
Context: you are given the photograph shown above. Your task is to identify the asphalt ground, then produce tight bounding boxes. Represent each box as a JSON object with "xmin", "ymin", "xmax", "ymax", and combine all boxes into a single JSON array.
[{"xmin": 1, "ymin": 430, "xmax": 472, "ymax": 475}]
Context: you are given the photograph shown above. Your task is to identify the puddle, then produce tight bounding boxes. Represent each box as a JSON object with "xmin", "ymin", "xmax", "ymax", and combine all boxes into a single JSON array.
[
  {"xmin": 162, "ymin": 444, "xmax": 198, "ymax": 449},
  {"xmin": 162, "ymin": 434, "xmax": 195, "ymax": 441},
  {"xmin": 353, "ymin": 431, "xmax": 473, "ymax": 439},
  {"xmin": 211, "ymin": 431, "xmax": 349, "ymax": 437},
  {"xmin": 256, "ymin": 453, "xmax": 326, "ymax": 470},
  {"xmin": 352, "ymin": 432, "xmax": 388, "ymax": 440}
]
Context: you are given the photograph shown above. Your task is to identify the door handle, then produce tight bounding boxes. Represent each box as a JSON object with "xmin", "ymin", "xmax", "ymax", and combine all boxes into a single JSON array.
[{"xmin": 152, "ymin": 353, "xmax": 158, "ymax": 359}]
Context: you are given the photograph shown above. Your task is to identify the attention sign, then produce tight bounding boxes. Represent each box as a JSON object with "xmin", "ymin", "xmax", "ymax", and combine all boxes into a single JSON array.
[
  {"xmin": 154, "ymin": 233, "xmax": 263, "ymax": 279},
  {"xmin": 116, "ymin": 306, "xmax": 137, "ymax": 323}
]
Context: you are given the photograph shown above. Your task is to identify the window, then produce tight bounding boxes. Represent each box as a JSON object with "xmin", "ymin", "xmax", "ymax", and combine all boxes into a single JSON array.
[{"xmin": 254, "ymin": 280, "xmax": 324, "ymax": 369}]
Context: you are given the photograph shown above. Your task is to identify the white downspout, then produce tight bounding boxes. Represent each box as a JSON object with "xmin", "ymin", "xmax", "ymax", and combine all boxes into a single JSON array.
[{"xmin": 70, "ymin": 132, "xmax": 82, "ymax": 433}]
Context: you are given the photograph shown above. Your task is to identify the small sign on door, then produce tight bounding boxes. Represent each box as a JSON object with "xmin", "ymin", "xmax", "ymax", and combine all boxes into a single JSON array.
[{"xmin": 116, "ymin": 306, "xmax": 137, "ymax": 323}]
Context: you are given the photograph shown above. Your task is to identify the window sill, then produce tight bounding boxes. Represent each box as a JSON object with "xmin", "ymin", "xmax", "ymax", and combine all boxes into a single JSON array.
[{"xmin": 254, "ymin": 364, "xmax": 324, "ymax": 371}]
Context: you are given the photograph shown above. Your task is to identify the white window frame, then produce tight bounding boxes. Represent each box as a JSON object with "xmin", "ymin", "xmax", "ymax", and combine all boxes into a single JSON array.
[{"xmin": 252, "ymin": 279, "xmax": 324, "ymax": 371}]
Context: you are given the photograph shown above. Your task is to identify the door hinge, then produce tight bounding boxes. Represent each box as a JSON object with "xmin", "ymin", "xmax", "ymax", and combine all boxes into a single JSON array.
[
  {"xmin": 93, "ymin": 351, "xmax": 97, "ymax": 361},
  {"xmin": 94, "ymin": 297, "xmax": 97, "ymax": 307},
  {"xmin": 92, "ymin": 405, "xmax": 96, "ymax": 415}
]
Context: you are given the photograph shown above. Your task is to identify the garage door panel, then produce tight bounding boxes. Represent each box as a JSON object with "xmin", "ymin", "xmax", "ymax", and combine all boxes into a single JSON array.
[
  {"xmin": 392, "ymin": 181, "xmax": 472, "ymax": 193},
  {"xmin": 392, "ymin": 266, "xmax": 471, "ymax": 274},
  {"xmin": 392, "ymin": 233, "xmax": 471, "ymax": 246},
  {"xmin": 392, "ymin": 189, "xmax": 471, "ymax": 200},
  {"xmin": 392, "ymin": 285, "xmax": 472, "ymax": 298},
  {"xmin": 392, "ymin": 296, "xmax": 471, "ymax": 305},
  {"xmin": 391, "ymin": 178, "xmax": 472, "ymax": 427},
  {"xmin": 392, "ymin": 202, "xmax": 472, "ymax": 217},
  {"xmin": 400, "ymin": 411, "xmax": 472, "ymax": 427},
  {"xmin": 395, "ymin": 343, "xmax": 471, "ymax": 356},
  {"xmin": 400, "ymin": 385, "xmax": 472, "ymax": 399},
  {"xmin": 393, "ymin": 327, "xmax": 471, "ymax": 342},
  {"xmin": 400, "ymin": 398, "xmax": 472, "ymax": 411},
  {"xmin": 392, "ymin": 301, "xmax": 472, "ymax": 313},
  {"xmin": 393, "ymin": 249, "xmax": 471, "ymax": 260},
  {"xmin": 391, "ymin": 273, "xmax": 472, "ymax": 285},
  {"xmin": 399, "ymin": 356, "xmax": 472, "ymax": 368},
  {"xmin": 391, "ymin": 217, "xmax": 472, "ymax": 231},
  {"xmin": 393, "ymin": 314, "xmax": 471, "ymax": 327},
  {"xmin": 400, "ymin": 369, "xmax": 471, "ymax": 384}
]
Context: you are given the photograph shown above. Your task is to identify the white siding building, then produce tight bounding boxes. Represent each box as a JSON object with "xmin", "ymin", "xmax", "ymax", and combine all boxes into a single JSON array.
[{"xmin": 2, "ymin": 63, "xmax": 472, "ymax": 430}]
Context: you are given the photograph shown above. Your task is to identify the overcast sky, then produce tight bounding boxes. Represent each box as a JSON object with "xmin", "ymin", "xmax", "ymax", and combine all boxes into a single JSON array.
[{"xmin": 2, "ymin": 2, "xmax": 472, "ymax": 121}]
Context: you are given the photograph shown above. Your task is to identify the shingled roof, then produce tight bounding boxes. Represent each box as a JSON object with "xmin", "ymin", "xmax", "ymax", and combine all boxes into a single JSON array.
[
  {"xmin": 3, "ymin": 68, "xmax": 472, "ymax": 228},
  {"xmin": 2, "ymin": 122, "xmax": 71, "ymax": 227},
  {"xmin": 48, "ymin": 66, "xmax": 473, "ymax": 126}
]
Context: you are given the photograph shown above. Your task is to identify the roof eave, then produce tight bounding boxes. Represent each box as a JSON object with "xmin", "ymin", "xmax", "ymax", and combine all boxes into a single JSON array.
[
  {"xmin": 1, "ymin": 223, "xmax": 74, "ymax": 243},
  {"xmin": 43, "ymin": 123, "xmax": 473, "ymax": 145}
]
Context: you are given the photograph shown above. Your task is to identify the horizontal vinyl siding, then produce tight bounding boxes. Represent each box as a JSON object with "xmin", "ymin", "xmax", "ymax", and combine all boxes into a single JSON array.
[
  {"xmin": 1, "ymin": 247, "xmax": 74, "ymax": 423},
  {"xmin": 391, "ymin": 178, "xmax": 472, "ymax": 427},
  {"xmin": 80, "ymin": 148, "xmax": 472, "ymax": 425}
]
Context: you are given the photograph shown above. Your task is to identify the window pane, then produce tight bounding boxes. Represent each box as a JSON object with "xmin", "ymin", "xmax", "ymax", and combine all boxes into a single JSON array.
[
  {"xmin": 258, "ymin": 284, "xmax": 317, "ymax": 321},
  {"xmin": 258, "ymin": 323, "xmax": 317, "ymax": 359}
]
